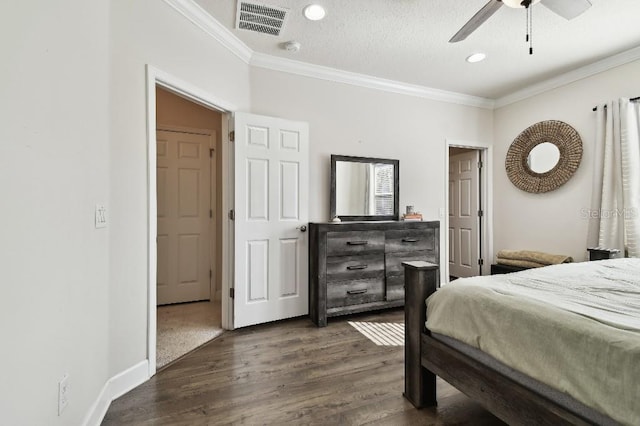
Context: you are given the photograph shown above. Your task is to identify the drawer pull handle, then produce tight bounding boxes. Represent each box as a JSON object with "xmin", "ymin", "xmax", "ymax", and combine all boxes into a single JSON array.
[
  {"xmin": 402, "ymin": 238, "xmax": 419, "ymax": 243},
  {"xmin": 347, "ymin": 264, "xmax": 368, "ymax": 270},
  {"xmin": 347, "ymin": 289, "xmax": 368, "ymax": 295},
  {"xmin": 347, "ymin": 241, "xmax": 369, "ymax": 246}
]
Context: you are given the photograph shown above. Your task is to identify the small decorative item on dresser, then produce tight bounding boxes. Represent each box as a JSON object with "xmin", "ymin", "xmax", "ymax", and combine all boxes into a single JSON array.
[
  {"xmin": 402, "ymin": 207, "xmax": 423, "ymax": 221},
  {"xmin": 587, "ymin": 247, "xmax": 621, "ymax": 261}
]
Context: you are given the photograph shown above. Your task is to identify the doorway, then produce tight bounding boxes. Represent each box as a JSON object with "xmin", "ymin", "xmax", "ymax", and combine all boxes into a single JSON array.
[
  {"xmin": 155, "ymin": 86, "xmax": 224, "ymax": 369},
  {"xmin": 445, "ymin": 140, "xmax": 493, "ymax": 282},
  {"xmin": 146, "ymin": 66, "xmax": 237, "ymax": 376},
  {"xmin": 145, "ymin": 67, "xmax": 310, "ymax": 375}
]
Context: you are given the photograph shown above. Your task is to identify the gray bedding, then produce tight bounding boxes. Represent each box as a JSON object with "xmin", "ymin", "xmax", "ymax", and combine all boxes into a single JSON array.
[{"xmin": 426, "ymin": 258, "xmax": 640, "ymax": 425}]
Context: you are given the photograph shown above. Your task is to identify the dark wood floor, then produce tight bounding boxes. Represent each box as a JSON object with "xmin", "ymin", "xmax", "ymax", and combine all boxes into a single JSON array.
[{"xmin": 103, "ymin": 309, "xmax": 505, "ymax": 425}]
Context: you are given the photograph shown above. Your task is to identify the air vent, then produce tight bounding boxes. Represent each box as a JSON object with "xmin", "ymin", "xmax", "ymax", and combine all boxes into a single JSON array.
[{"xmin": 235, "ymin": 1, "xmax": 289, "ymax": 36}]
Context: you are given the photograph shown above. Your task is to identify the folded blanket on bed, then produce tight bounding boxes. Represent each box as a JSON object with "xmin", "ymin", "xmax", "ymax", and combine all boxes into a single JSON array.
[
  {"xmin": 495, "ymin": 258, "xmax": 546, "ymax": 268},
  {"xmin": 496, "ymin": 249, "xmax": 573, "ymax": 265}
]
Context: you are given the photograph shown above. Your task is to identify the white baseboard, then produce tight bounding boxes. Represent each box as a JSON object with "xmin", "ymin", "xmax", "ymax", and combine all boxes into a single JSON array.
[{"xmin": 82, "ymin": 360, "xmax": 150, "ymax": 426}]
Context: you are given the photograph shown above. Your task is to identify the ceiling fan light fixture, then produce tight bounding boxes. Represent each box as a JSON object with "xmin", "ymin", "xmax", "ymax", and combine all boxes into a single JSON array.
[
  {"xmin": 303, "ymin": 4, "xmax": 326, "ymax": 21},
  {"xmin": 466, "ymin": 52, "xmax": 487, "ymax": 63},
  {"xmin": 501, "ymin": 0, "xmax": 541, "ymax": 8}
]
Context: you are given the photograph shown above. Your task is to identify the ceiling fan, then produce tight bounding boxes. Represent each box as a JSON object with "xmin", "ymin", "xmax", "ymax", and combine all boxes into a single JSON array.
[{"xmin": 450, "ymin": 0, "xmax": 592, "ymax": 44}]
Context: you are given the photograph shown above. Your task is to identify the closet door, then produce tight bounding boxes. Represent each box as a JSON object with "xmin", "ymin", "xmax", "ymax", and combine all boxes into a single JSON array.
[
  {"xmin": 156, "ymin": 129, "xmax": 211, "ymax": 305},
  {"xmin": 449, "ymin": 150, "xmax": 479, "ymax": 278}
]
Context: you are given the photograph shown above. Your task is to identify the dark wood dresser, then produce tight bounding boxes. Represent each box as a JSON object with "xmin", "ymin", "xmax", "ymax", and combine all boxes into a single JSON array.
[{"xmin": 309, "ymin": 221, "xmax": 439, "ymax": 326}]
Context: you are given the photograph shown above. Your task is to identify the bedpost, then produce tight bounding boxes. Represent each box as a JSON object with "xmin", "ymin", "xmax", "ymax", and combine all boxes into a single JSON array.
[{"xmin": 403, "ymin": 260, "xmax": 439, "ymax": 408}]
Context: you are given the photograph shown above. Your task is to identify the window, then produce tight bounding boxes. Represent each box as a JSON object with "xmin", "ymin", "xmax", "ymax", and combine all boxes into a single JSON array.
[{"xmin": 374, "ymin": 164, "xmax": 394, "ymax": 215}]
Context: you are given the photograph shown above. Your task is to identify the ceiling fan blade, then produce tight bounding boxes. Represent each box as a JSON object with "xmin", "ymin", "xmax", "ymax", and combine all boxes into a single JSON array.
[
  {"xmin": 449, "ymin": 0, "xmax": 503, "ymax": 43},
  {"xmin": 540, "ymin": 0, "xmax": 592, "ymax": 20}
]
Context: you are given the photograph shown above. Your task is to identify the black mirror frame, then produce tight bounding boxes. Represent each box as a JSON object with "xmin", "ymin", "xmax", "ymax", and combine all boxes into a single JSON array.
[{"xmin": 330, "ymin": 154, "xmax": 400, "ymax": 221}]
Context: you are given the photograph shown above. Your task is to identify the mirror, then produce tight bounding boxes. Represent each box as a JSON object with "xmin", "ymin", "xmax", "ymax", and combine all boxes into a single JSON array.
[
  {"xmin": 330, "ymin": 155, "xmax": 399, "ymax": 221},
  {"xmin": 506, "ymin": 120, "xmax": 583, "ymax": 194},
  {"xmin": 527, "ymin": 142, "xmax": 560, "ymax": 173}
]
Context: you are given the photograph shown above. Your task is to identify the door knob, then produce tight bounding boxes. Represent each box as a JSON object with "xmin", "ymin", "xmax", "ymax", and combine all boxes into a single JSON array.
[{"xmin": 297, "ymin": 225, "xmax": 307, "ymax": 232}]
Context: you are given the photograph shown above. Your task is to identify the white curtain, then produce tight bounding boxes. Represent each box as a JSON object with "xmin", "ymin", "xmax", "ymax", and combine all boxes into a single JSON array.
[{"xmin": 588, "ymin": 98, "xmax": 640, "ymax": 257}]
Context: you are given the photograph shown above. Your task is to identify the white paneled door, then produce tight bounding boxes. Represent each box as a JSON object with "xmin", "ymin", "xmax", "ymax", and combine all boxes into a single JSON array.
[
  {"xmin": 157, "ymin": 130, "xmax": 211, "ymax": 305},
  {"xmin": 233, "ymin": 112, "xmax": 309, "ymax": 328},
  {"xmin": 449, "ymin": 149, "xmax": 479, "ymax": 278}
]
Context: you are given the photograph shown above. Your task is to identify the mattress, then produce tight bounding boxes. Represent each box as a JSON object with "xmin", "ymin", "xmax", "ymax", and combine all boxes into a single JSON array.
[{"xmin": 425, "ymin": 258, "xmax": 640, "ymax": 426}]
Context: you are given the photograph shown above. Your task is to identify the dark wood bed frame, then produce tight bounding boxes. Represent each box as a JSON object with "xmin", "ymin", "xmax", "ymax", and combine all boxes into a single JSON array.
[{"xmin": 402, "ymin": 261, "xmax": 614, "ymax": 426}]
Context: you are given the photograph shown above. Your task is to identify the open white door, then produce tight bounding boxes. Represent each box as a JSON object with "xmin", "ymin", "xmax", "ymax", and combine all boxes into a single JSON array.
[
  {"xmin": 233, "ymin": 112, "xmax": 309, "ymax": 328},
  {"xmin": 449, "ymin": 149, "xmax": 480, "ymax": 278}
]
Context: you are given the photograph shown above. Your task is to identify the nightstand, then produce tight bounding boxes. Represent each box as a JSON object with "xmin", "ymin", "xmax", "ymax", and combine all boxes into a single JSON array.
[
  {"xmin": 490, "ymin": 264, "xmax": 531, "ymax": 275},
  {"xmin": 587, "ymin": 247, "xmax": 621, "ymax": 261}
]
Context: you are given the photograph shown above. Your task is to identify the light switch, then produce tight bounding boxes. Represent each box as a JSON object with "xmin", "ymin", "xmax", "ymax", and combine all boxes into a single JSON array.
[
  {"xmin": 95, "ymin": 204, "xmax": 107, "ymax": 228},
  {"xmin": 439, "ymin": 207, "xmax": 446, "ymax": 218}
]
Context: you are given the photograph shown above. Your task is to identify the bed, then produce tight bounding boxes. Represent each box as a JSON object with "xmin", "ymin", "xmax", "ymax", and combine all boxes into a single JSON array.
[{"xmin": 403, "ymin": 258, "xmax": 640, "ymax": 426}]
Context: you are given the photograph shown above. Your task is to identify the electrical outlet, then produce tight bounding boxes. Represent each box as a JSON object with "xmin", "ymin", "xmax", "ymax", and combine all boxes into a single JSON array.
[
  {"xmin": 58, "ymin": 374, "xmax": 69, "ymax": 415},
  {"xmin": 95, "ymin": 204, "xmax": 107, "ymax": 228}
]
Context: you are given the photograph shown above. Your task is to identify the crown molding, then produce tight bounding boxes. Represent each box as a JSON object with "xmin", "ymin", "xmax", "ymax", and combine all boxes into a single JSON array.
[
  {"xmin": 250, "ymin": 53, "xmax": 495, "ymax": 109},
  {"xmin": 162, "ymin": 0, "xmax": 494, "ymax": 109},
  {"xmin": 162, "ymin": 0, "xmax": 252, "ymax": 64},
  {"xmin": 164, "ymin": 0, "xmax": 640, "ymax": 111},
  {"xmin": 495, "ymin": 46, "xmax": 640, "ymax": 108}
]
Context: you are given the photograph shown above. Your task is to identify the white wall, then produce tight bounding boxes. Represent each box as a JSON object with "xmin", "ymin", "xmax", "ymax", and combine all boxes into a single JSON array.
[
  {"xmin": 249, "ymin": 67, "xmax": 494, "ymax": 227},
  {"xmin": 493, "ymin": 59, "xmax": 640, "ymax": 262},
  {"xmin": 250, "ymin": 68, "xmax": 493, "ymax": 282},
  {"xmin": 108, "ymin": 0, "xmax": 250, "ymax": 377},
  {"xmin": 0, "ymin": 1, "xmax": 250, "ymax": 424},
  {"xmin": 0, "ymin": 1, "xmax": 110, "ymax": 424}
]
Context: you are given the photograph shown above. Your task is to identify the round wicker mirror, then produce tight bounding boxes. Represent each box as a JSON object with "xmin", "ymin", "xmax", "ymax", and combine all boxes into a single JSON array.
[{"xmin": 505, "ymin": 120, "xmax": 582, "ymax": 193}]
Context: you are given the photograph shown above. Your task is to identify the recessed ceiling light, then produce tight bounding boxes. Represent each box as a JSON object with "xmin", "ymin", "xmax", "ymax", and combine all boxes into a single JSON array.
[
  {"xmin": 303, "ymin": 4, "xmax": 326, "ymax": 21},
  {"xmin": 466, "ymin": 53, "xmax": 487, "ymax": 63}
]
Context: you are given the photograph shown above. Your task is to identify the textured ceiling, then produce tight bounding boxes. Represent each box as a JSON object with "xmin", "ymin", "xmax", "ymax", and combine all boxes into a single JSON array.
[{"xmin": 195, "ymin": 0, "xmax": 640, "ymax": 99}]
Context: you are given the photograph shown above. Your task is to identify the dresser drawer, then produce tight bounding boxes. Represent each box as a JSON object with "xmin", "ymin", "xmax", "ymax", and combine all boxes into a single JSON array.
[
  {"xmin": 385, "ymin": 250, "xmax": 435, "ymax": 301},
  {"xmin": 385, "ymin": 275, "xmax": 405, "ymax": 301},
  {"xmin": 385, "ymin": 250, "xmax": 436, "ymax": 275},
  {"xmin": 327, "ymin": 278, "xmax": 384, "ymax": 308},
  {"xmin": 326, "ymin": 254, "xmax": 385, "ymax": 282},
  {"xmin": 326, "ymin": 231, "xmax": 385, "ymax": 256},
  {"xmin": 385, "ymin": 229, "xmax": 435, "ymax": 253}
]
